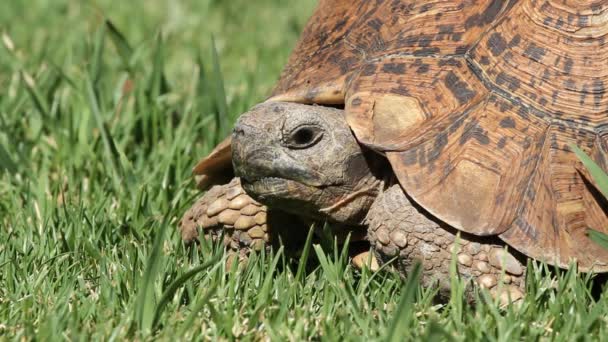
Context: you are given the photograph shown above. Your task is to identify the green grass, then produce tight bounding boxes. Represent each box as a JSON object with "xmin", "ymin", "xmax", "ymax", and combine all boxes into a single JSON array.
[{"xmin": 1, "ymin": 0, "xmax": 608, "ymax": 340}]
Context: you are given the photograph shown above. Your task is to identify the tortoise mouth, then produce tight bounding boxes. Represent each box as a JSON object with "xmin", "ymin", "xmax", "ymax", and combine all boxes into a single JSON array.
[{"xmin": 240, "ymin": 176, "xmax": 294, "ymax": 199}]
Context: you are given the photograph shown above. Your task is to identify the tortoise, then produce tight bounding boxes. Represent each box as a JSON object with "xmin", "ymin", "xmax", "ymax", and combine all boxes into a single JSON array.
[{"xmin": 180, "ymin": 0, "xmax": 608, "ymax": 301}]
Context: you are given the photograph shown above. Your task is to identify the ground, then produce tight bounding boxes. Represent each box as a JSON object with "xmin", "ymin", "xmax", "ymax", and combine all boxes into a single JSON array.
[{"xmin": 1, "ymin": 0, "xmax": 607, "ymax": 340}]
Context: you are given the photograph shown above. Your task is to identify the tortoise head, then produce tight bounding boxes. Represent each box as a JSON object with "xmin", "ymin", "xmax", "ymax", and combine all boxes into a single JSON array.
[{"xmin": 232, "ymin": 102, "xmax": 385, "ymax": 225}]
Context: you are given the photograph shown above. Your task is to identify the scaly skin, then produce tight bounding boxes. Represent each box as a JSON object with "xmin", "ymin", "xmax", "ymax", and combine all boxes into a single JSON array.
[
  {"xmin": 367, "ymin": 184, "xmax": 525, "ymax": 302},
  {"xmin": 180, "ymin": 178, "xmax": 309, "ymax": 259}
]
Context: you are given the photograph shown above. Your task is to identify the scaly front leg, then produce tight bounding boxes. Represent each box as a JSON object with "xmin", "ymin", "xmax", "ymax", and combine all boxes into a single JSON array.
[
  {"xmin": 366, "ymin": 185, "xmax": 526, "ymax": 303},
  {"xmin": 181, "ymin": 177, "xmax": 380, "ymax": 269},
  {"xmin": 180, "ymin": 178, "xmax": 309, "ymax": 259}
]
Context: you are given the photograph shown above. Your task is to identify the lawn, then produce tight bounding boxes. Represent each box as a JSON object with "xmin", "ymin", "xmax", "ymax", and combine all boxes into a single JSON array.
[{"xmin": 1, "ymin": 0, "xmax": 608, "ymax": 340}]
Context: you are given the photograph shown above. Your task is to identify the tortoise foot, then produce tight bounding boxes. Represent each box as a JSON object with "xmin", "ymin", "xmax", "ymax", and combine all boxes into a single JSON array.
[
  {"xmin": 180, "ymin": 177, "xmax": 311, "ymax": 260},
  {"xmin": 180, "ymin": 178, "xmax": 269, "ymax": 254}
]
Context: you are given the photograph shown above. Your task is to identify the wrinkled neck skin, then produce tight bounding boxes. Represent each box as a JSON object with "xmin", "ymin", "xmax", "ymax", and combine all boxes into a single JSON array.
[{"xmin": 232, "ymin": 102, "xmax": 388, "ymax": 227}]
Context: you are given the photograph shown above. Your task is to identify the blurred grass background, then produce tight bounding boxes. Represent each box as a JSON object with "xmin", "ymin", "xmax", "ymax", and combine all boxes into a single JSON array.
[{"xmin": 1, "ymin": 0, "xmax": 607, "ymax": 340}]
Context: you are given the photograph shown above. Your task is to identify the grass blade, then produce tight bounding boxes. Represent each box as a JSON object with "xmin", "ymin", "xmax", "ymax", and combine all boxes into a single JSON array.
[
  {"xmin": 21, "ymin": 71, "xmax": 50, "ymax": 120},
  {"xmin": 90, "ymin": 24, "xmax": 106, "ymax": 85},
  {"xmin": 385, "ymin": 262, "xmax": 422, "ymax": 342},
  {"xmin": 148, "ymin": 31, "xmax": 170, "ymax": 99},
  {"xmin": 295, "ymin": 225, "xmax": 315, "ymax": 283},
  {"xmin": 588, "ymin": 229, "xmax": 608, "ymax": 251},
  {"xmin": 571, "ymin": 144, "xmax": 608, "ymax": 198},
  {"xmin": 210, "ymin": 36, "xmax": 229, "ymax": 144},
  {"xmin": 152, "ymin": 256, "xmax": 220, "ymax": 329},
  {"xmin": 134, "ymin": 213, "xmax": 172, "ymax": 334},
  {"xmin": 177, "ymin": 282, "xmax": 219, "ymax": 337},
  {"xmin": 0, "ymin": 143, "xmax": 18, "ymax": 174},
  {"xmin": 86, "ymin": 76, "xmax": 123, "ymax": 190},
  {"xmin": 105, "ymin": 20, "xmax": 134, "ymax": 71},
  {"xmin": 255, "ymin": 246, "xmax": 284, "ymax": 311}
]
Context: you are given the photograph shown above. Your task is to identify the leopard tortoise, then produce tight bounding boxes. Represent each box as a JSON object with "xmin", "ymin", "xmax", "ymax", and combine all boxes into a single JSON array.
[{"xmin": 180, "ymin": 0, "xmax": 608, "ymax": 301}]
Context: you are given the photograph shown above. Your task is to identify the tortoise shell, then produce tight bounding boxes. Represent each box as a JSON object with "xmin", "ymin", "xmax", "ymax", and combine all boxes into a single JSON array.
[{"xmin": 204, "ymin": 0, "xmax": 608, "ymax": 271}]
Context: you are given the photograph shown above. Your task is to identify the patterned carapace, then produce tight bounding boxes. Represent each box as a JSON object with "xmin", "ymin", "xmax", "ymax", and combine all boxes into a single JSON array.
[{"xmin": 268, "ymin": 0, "xmax": 608, "ymax": 271}]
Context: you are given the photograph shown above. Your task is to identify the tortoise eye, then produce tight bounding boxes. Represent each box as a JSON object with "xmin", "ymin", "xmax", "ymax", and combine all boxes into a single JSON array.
[{"xmin": 285, "ymin": 125, "xmax": 323, "ymax": 149}]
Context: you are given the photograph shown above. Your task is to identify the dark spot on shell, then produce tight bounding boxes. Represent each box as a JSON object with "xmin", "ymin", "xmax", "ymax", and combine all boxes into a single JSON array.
[
  {"xmin": 361, "ymin": 63, "xmax": 377, "ymax": 76},
  {"xmin": 497, "ymin": 136, "xmax": 507, "ymax": 149},
  {"xmin": 438, "ymin": 25, "xmax": 455, "ymax": 34},
  {"xmin": 382, "ymin": 62, "xmax": 406, "ymax": 74},
  {"xmin": 403, "ymin": 150, "xmax": 418, "ymax": 166},
  {"xmin": 567, "ymin": 13, "xmax": 575, "ymax": 25},
  {"xmin": 464, "ymin": 0, "xmax": 503, "ymax": 29},
  {"xmin": 391, "ymin": 85, "xmax": 410, "ymax": 95},
  {"xmin": 416, "ymin": 64, "xmax": 430, "ymax": 74},
  {"xmin": 593, "ymin": 80, "xmax": 605, "ymax": 107},
  {"xmin": 551, "ymin": 90, "xmax": 559, "ymax": 104},
  {"xmin": 514, "ymin": 217, "xmax": 538, "ymax": 241},
  {"xmin": 496, "ymin": 72, "xmax": 521, "ymax": 91},
  {"xmin": 418, "ymin": 35, "xmax": 432, "ymax": 47},
  {"xmin": 429, "ymin": 132, "xmax": 448, "ymax": 163},
  {"xmin": 451, "ymin": 33, "xmax": 463, "ymax": 42},
  {"xmin": 524, "ymin": 43, "xmax": 546, "ymax": 62},
  {"xmin": 522, "ymin": 137, "xmax": 532, "ymax": 150},
  {"xmin": 579, "ymin": 15, "xmax": 589, "ymax": 27},
  {"xmin": 580, "ymin": 84, "xmax": 588, "ymax": 105},
  {"xmin": 454, "ymin": 45, "xmax": 470, "ymax": 55},
  {"xmin": 333, "ymin": 19, "xmax": 348, "ymax": 32},
  {"xmin": 564, "ymin": 79, "xmax": 576, "ymax": 90},
  {"xmin": 449, "ymin": 116, "xmax": 466, "ymax": 135},
  {"xmin": 351, "ymin": 97, "xmax": 363, "ymax": 107},
  {"xmin": 479, "ymin": 56, "xmax": 490, "ymax": 65},
  {"xmin": 555, "ymin": 17, "xmax": 564, "ymax": 29},
  {"xmin": 420, "ymin": 3, "xmax": 433, "ymax": 12},
  {"xmin": 398, "ymin": 35, "xmax": 419, "ymax": 47},
  {"xmin": 328, "ymin": 53, "xmax": 356, "ymax": 73},
  {"xmin": 554, "ymin": 55, "xmax": 562, "ymax": 67},
  {"xmin": 418, "ymin": 146, "xmax": 427, "ymax": 166},
  {"xmin": 517, "ymin": 106, "xmax": 530, "ymax": 119},
  {"xmin": 564, "ymin": 57, "xmax": 574, "ymax": 73},
  {"xmin": 592, "ymin": 4, "xmax": 603, "ymax": 13},
  {"xmin": 476, "ymin": 133, "xmax": 490, "ymax": 145},
  {"xmin": 487, "ymin": 32, "xmax": 507, "ymax": 56},
  {"xmin": 499, "ymin": 117, "xmax": 516, "ymax": 129},
  {"xmin": 444, "ymin": 72, "xmax": 477, "ymax": 105},
  {"xmin": 543, "ymin": 17, "xmax": 553, "ymax": 26},
  {"xmin": 438, "ymin": 59, "xmax": 463, "ymax": 67},
  {"xmin": 461, "ymin": 119, "xmax": 489, "ymax": 146},
  {"xmin": 508, "ymin": 34, "xmax": 521, "ymax": 48},
  {"xmin": 367, "ymin": 18, "xmax": 383, "ymax": 32},
  {"xmin": 499, "ymin": 101, "xmax": 513, "ymax": 112}
]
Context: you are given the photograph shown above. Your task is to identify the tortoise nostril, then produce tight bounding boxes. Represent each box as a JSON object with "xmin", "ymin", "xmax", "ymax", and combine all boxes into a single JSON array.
[{"xmin": 233, "ymin": 126, "xmax": 246, "ymax": 136}]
